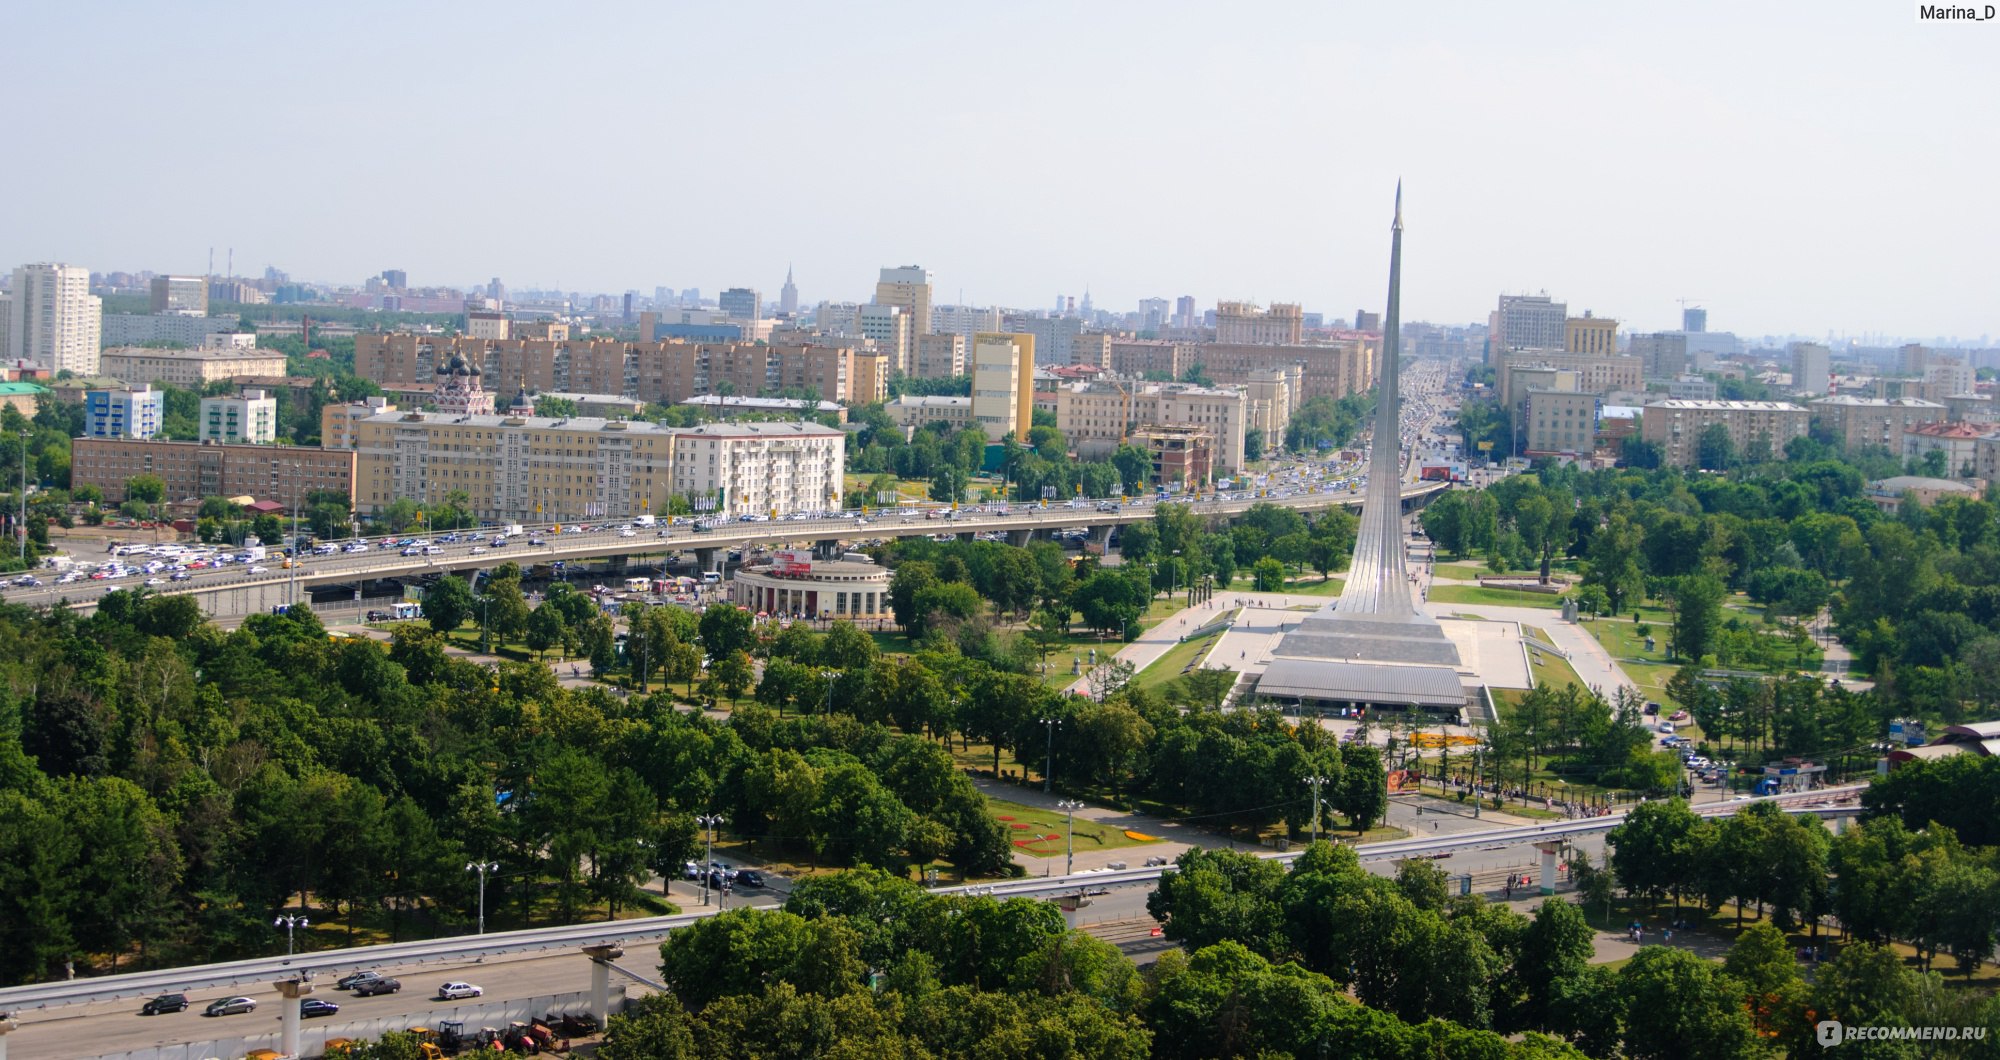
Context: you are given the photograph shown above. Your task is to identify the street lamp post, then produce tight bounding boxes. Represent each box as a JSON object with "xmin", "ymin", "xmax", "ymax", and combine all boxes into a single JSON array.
[
  {"xmin": 696, "ymin": 813, "xmax": 726, "ymax": 907},
  {"xmin": 1057, "ymin": 798, "xmax": 1084, "ymax": 876},
  {"xmin": 17, "ymin": 429, "xmax": 27, "ymax": 564},
  {"xmin": 1040, "ymin": 717, "xmax": 1061, "ymax": 792},
  {"xmin": 274, "ymin": 914, "xmax": 308, "ymax": 956},
  {"xmin": 466, "ymin": 861, "xmax": 499, "ymax": 934},
  {"xmin": 1302, "ymin": 774, "xmax": 1332, "ymax": 845},
  {"xmin": 820, "ymin": 669, "xmax": 837, "ymax": 715}
]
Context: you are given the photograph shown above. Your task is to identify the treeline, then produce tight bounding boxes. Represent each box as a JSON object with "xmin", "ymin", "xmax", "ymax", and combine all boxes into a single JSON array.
[{"xmin": 585, "ymin": 867, "xmax": 1586, "ymax": 1060}]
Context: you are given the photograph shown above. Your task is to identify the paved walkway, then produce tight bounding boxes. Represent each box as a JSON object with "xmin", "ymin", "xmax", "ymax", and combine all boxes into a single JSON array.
[{"xmin": 1063, "ymin": 592, "xmax": 1336, "ymax": 695}]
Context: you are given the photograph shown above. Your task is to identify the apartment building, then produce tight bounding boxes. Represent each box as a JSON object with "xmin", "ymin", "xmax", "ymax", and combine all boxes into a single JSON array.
[
  {"xmin": 971, "ymin": 333, "xmax": 1035, "ymax": 442},
  {"xmin": 1496, "ymin": 352, "xmax": 1643, "ymax": 405},
  {"xmin": 858, "ymin": 304, "xmax": 912, "ymax": 374},
  {"xmin": 874, "ymin": 266, "xmax": 933, "ymax": 337},
  {"xmin": 1790, "ymin": 343, "xmax": 1831, "ymax": 397},
  {"xmin": 149, "ymin": 276, "xmax": 208, "ymax": 315},
  {"xmin": 198, "ymin": 389, "xmax": 279, "ymax": 444},
  {"xmin": 1524, "ymin": 389, "xmax": 1600, "ymax": 455},
  {"xmin": 84, "ymin": 385, "xmax": 163, "ymax": 440},
  {"xmin": 1071, "ymin": 333, "xmax": 1112, "ymax": 371},
  {"xmin": 930, "ymin": 304, "xmax": 1001, "ymax": 342},
  {"xmin": 1630, "ymin": 332, "xmax": 1690, "ymax": 379},
  {"xmin": 1054, "ymin": 380, "xmax": 1253, "ymax": 472},
  {"xmin": 100, "ymin": 313, "xmax": 242, "ymax": 348},
  {"xmin": 99, "ymin": 346, "xmax": 289, "ymax": 389},
  {"xmin": 1491, "ymin": 294, "xmax": 1567, "ymax": 355},
  {"xmin": 1110, "ymin": 340, "xmax": 1194, "ymax": 379},
  {"xmin": 1640, "ymin": 399, "xmax": 1810, "ymax": 468},
  {"xmin": 913, "ymin": 333, "xmax": 965, "ymax": 380},
  {"xmin": 1197, "ymin": 339, "xmax": 1375, "ymax": 402},
  {"xmin": 1564, "ymin": 313, "xmax": 1618, "ymax": 355},
  {"xmin": 1214, "ymin": 302, "xmax": 1304, "ymax": 345},
  {"xmin": 350, "ymin": 412, "xmax": 844, "ymax": 522},
  {"xmin": 884, "ymin": 396, "xmax": 975, "ymax": 431},
  {"xmin": 1902, "ymin": 421, "xmax": 1991, "ymax": 475},
  {"xmin": 353, "ymin": 334, "xmax": 864, "ymax": 406},
  {"xmin": 6, "ymin": 263, "xmax": 101, "ymax": 374},
  {"xmin": 1810, "ymin": 395, "xmax": 1947, "ymax": 454},
  {"xmin": 72, "ymin": 438, "xmax": 356, "ymax": 506},
  {"xmin": 320, "ymin": 397, "xmax": 396, "ymax": 449}
]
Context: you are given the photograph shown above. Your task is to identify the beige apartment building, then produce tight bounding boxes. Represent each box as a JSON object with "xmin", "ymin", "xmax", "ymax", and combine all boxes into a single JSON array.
[
  {"xmin": 913, "ymin": 333, "xmax": 965, "ymax": 380},
  {"xmin": 1215, "ymin": 302, "xmax": 1304, "ymax": 345},
  {"xmin": 1810, "ymin": 395, "xmax": 1947, "ymax": 454},
  {"xmin": 1496, "ymin": 352, "xmax": 1642, "ymax": 406},
  {"xmin": 1244, "ymin": 367, "xmax": 1297, "ymax": 445},
  {"xmin": 321, "ymin": 397, "xmax": 397, "ymax": 449},
  {"xmin": 1901, "ymin": 421, "xmax": 1991, "ymax": 474},
  {"xmin": 1197, "ymin": 339, "xmax": 1374, "ymax": 402},
  {"xmin": 874, "ymin": 267, "xmax": 933, "ymax": 337},
  {"xmin": 1563, "ymin": 313, "xmax": 1619, "ymax": 355},
  {"xmin": 971, "ymin": 333, "xmax": 1035, "ymax": 443},
  {"xmin": 72, "ymin": 438, "xmax": 356, "ymax": 506},
  {"xmin": 1524, "ymin": 389, "xmax": 1600, "ymax": 454},
  {"xmin": 851, "ymin": 351, "xmax": 890, "ymax": 406},
  {"xmin": 1055, "ymin": 380, "xmax": 1253, "ymax": 472},
  {"xmin": 1071, "ymin": 333, "xmax": 1112, "ymax": 371},
  {"xmin": 350, "ymin": 413, "xmax": 844, "ymax": 522},
  {"xmin": 1640, "ymin": 399, "xmax": 1810, "ymax": 468},
  {"xmin": 1110, "ymin": 340, "xmax": 1195, "ymax": 379},
  {"xmin": 99, "ymin": 346, "xmax": 289, "ymax": 389}
]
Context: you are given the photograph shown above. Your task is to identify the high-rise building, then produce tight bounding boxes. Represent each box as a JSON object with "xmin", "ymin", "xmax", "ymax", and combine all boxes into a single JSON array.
[
  {"xmin": 1809, "ymin": 396, "xmax": 1947, "ymax": 454},
  {"xmin": 84, "ymin": 385, "xmax": 163, "ymax": 439},
  {"xmin": 1641, "ymin": 400, "xmax": 1810, "ymax": 467},
  {"xmin": 874, "ymin": 266, "xmax": 933, "ymax": 336},
  {"xmin": 719, "ymin": 287, "xmax": 760, "ymax": 320},
  {"xmin": 1564, "ymin": 312, "xmax": 1618, "ymax": 355},
  {"xmin": 913, "ymin": 333, "xmax": 966, "ymax": 380},
  {"xmin": 1790, "ymin": 342, "xmax": 1831, "ymax": 397},
  {"xmin": 6, "ymin": 263, "xmax": 101, "ymax": 375},
  {"xmin": 199, "ymin": 389, "xmax": 279, "ymax": 444},
  {"xmin": 1003, "ymin": 313, "xmax": 1082, "ymax": 366},
  {"xmin": 931, "ymin": 304, "xmax": 1001, "ymax": 342},
  {"xmin": 779, "ymin": 265, "xmax": 799, "ymax": 316},
  {"xmin": 1682, "ymin": 306, "xmax": 1707, "ymax": 333},
  {"xmin": 1629, "ymin": 332, "xmax": 1689, "ymax": 378},
  {"xmin": 1354, "ymin": 310, "xmax": 1382, "ymax": 332},
  {"xmin": 149, "ymin": 275, "xmax": 208, "ymax": 315},
  {"xmin": 858, "ymin": 304, "xmax": 912, "ymax": 374},
  {"xmin": 381, "ymin": 269, "xmax": 408, "ymax": 290},
  {"xmin": 971, "ymin": 332, "xmax": 1035, "ymax": 442},
  {"xmin": 1173, "ymin": 295, "xmax": 1197, "ymax": 329},
  {"xmin": 1214, "ymin": 301, "xmax": 1303, "ymax": 345},
  {"xmin": 1137, "ymin": 298, "xmax": 1171, "ymax": 332},
  {"xmin": 1491, "ymin": 293, "xmax": 1567, "ymax": 355}
]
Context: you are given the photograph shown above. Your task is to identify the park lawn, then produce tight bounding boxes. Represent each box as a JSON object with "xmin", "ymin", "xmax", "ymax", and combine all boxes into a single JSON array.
[
  {"xmin": 1132, "ymin": 632, "xmax": 1222, "ymax": 694},
  {"xmin": 1584, "ymin": 616, "xmax": 1687, "ymax": 709},
  {"xmin": 1282, "ymin": 574, "xmax": 1347, "ymax": 595},
  {"xmin": 985, "ymin": 796, "xmax": 1161, "ymax": 858},
  {"xmin": 1433, "ymin": 560, "xmax": 1581, "ymax": 582},
  {"xmin": 1521, "ymin": 624, "xmax": 1551, "ymax": 643},
  {"xmin": 1525, "ymin": 644, "xmax": 1588, "ymax": 694},
  {"xmin": 1427, "ymin": 585, "xmax": 1565, "ymax": 609}
]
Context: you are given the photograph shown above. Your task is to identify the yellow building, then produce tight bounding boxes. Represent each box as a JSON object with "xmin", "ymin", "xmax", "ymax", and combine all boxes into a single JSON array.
[
  {"xmin": 1564, "ymin": 312, "xmax": 1619, "ymax": 355},
  {"xmin": 971, "ymin": 332, "xmax": 1035, "ymax": 442}
]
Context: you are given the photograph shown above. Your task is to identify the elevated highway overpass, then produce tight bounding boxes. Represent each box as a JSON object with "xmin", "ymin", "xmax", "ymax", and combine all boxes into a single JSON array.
[{"xmin": 14, "ymin": 480, "xmax": 1449, "ymax": 618}]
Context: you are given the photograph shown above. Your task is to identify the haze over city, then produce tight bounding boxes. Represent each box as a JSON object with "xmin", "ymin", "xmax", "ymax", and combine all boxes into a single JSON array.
[{"xmin": 4, "ymin": 0, "xmax": 1994, "ymax": 339}]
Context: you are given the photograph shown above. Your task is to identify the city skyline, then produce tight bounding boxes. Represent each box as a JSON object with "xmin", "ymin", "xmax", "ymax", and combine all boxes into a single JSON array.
[{"xmin": 2, "ymin": 2, "xmax": 1994, "ymax": 337}]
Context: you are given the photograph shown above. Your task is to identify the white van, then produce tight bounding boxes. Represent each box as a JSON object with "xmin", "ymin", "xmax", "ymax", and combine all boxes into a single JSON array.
[
  {"xmin": 633, "ymin": 514, "xmax": 657, "ymax": 527},
  {"xmin": 701, "ymin": 571, "xmax": 721, "ymax": 585}
]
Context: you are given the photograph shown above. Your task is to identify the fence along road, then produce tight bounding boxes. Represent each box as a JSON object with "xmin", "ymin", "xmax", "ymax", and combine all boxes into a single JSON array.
[{"xmin": 0, "ymin": 784, "xmax": 1862, "ymax": 1019}]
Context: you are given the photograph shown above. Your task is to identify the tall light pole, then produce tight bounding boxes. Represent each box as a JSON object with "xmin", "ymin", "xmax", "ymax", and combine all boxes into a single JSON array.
[
  {"xmin": 1040, "ymin": 717, "xmax": 1061, "ymax": 793},
  {"xmin": 17, "ymin": 429, "xmax": 27, "ymax": 564},
  {"xmin": 1302, "ymin": 774, "xmax": 1332, "ymax": 845},
  {"xmin": 1057, "ymin": 799, "xmax": 1084, "ymax": 876},
  {"xmin": 820, "ymin": 669, "xmax": 836, "ymax": 715},
  {"xmin": 466, "ymin": 861, "xmax": 498, "ymax": 934},
  {"xmin": 696, "ymin": 813, "xmax": 726, "ymax": 907},
  {"xmin": 274, "ymin": 914, "xmax": 308, "ymax": 956}
]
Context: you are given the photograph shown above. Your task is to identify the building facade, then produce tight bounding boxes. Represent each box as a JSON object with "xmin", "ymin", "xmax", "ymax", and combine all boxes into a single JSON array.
[
  {"xmin": 857, "ymin": 303, "xmax": 912, "ymax": 374},
  {"xmin": 731, "ymin": 554, "xmax": 892, "ymax": 620},
  {"xmin": 84, "ymin": 385, "xmax": 163, "ymax": 440},
  {"xmin": 198, "ymin": 389, "xmax": 279, "ymax": 444},
  {"xmin": 72, "ymin": 438, "xmax": 356, "ymax": 506},
  {"xmin": 913, "ymin": 333, "xmax": 965, "ymax": 380},
  {"xmin": 321, "ymin": 397, "xmax": 396, "ymax": 449},
  {"xmin": 1131, "ymin": 424, "xmax": 1215, "ymax": 488},
  {"xmin": 1491, "ymin": 294, "xmax": 1567, "ymax": 355},
  {"xmin": 884, "ymin": 395, "xmax": 974, "ymax": 431},
  {"xmin": 1810, "ymin": 395, "xmax": 1947, "ymax": 454},
  {"xmin": 1214, "ymin": 302, "xmax": 1304, "ymax": 345},
  {"xmin": 1640, "ymin": 399, "xmax": 1810, "ymax": 468},
  {"xmin": 874, "ymin": 266, "xmax": 933, "ymax": 337},
  {"xmin": 6, "ymin": 263, "xmax": 101, "ymax": 374},
  {"xmin": 1902, "ymin": 421, "xmax": 1991, "ymax": 475},
  {"xmin": 1524, "ymin": 388, "xmax": 1600, "ymax": 455},
  {"xmin": 1198, "ymin": 338, "xmax": 1375, "ymax": 402},
  {"xmin": 1564, "ymin": 313, "xmax": 1618, "ymax": 355},
  {"xmin": 929, "ymin": 304, "xmax": 1000, "ymax": 342},
  {"xmin": 719, "ymin": 287, "xmax": 760, "ymax": 320},
  {"xmin": 1496, "ymin": 352, "xmax": 1642, "ymax": 405},
  {"xmin": 100, "ymin": 313, "xmax": 241, "ymax": 347},
  {"xmin": 99, "ymin": 346, "xmax": 289, "ymax": 389},
  {"xmin": 1629, "ymin": 332, "xmax": 1690, "ymax": 379},
  {"xmin": 149, "ymin": 276, "xmax": 208, "ymax": 315},
  {"xmin": 971, "ymin": 332, "xmax": 1035, "ymax": 442},
  {"xmin": 1790, "ymin": 343, "xmax": 1831, "ymax": 397}
]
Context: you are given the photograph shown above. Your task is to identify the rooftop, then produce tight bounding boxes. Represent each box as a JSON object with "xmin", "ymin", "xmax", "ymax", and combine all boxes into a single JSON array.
[
  {"xmin": 101, "ymin": 345, "xmax": 283, "ymax": 360},
  {"xmin": 1905, "ymin": 421, "xmax": 1994, "ymax": 439},
  {"xmin": 1869, "ymin": 476, "xmax": 1979, "ymax": 494},
  {"xmin": 886, "ymin": 395, "xmax": 971, "ymax": 407},
  {"xmin": 679, "ymin": 394, "xmax": 843, "ymax": 413},
  {"xmin": 1811, "ymin": 395, "xmax": 1947, "ymax": 409},
  {"xmin": 362, "ymin": 410, "xmax": 840, "ymax": 437},
  {"xmin": 1642, "ymin": 399, "xmax": 1806, "ymax": 411}
]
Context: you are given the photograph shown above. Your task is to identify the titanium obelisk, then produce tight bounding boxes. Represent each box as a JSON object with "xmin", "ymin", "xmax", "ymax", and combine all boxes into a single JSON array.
[{"xmin": 1255, "ymin": 185, "xmax": 1464, "ymax": 712}]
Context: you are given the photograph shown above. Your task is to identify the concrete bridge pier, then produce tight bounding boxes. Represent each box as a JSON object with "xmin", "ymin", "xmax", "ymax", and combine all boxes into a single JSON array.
[
  {"xmin": 276, "ymin": 978, "xmax": 312, "ymax": 1060},
  {"xmin": 1006, "ymin": 529, "xmax": 1033, "ymax": 547},
  {"xmin": 1535, "ymin": 840, "xmax": 1563, "ymax": 896},
  {"xmin": 956, "ymin": 531, "xmax": 975, "ymax": 542},
  {"xmin": 813, "ymin": 539, "xmax": 844, "ymax": 559},
  {"xmin": 583, "ymin": 945, "xmax": 623, "ymax": 1026},
  {"xmin": 0, "ymin": 1012, "xmax": 16, "ymax": 1060},
  {"xmin": 694, "ymin": 547, "xmax": 721, "ymax": 574},
  {"xmin": 1087, "ymin": 524, "xmax": 1114, "ymax": 552}
]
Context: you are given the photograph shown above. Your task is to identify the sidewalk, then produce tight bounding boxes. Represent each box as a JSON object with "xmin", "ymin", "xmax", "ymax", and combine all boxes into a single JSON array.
[
  {"xmin": 1062, "ymin": 592, "xmax": 1335, "ymax": 695},
  {"xmin": 969, "ymin": 775, "xmax": 1209, "ymax": 872}
]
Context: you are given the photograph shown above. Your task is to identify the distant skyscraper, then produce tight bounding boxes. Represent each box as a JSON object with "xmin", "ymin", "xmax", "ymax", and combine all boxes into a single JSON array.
[
  {"xmin": 1491, "ymin": 293, "xmax": 1567, "ymax": 356},
  {"xmin": 6, "ymin": 262, "xmax": 101, "ymax": 374},
  {"xmin": 719, "ymin": 287, "xmax": 760, "ymax": 320},
  {"xmin": 150, "ymin": 275, "xmax": 208, "ymax": 315},
  {"xmin": 1683, "ymin": 306, "xmax": 1707, "ymax": 333},
  {"xmin": 875, "ymin": 266, "xmax": 933, "ymax": 336},
  {"xmin": 1138, "ymin": 298, "xmax": 1170, "ymax": 332},
  {"xmin": 490, "ymin": 277, "xmax": 507, "ymax": 302},
  {"xmin": 382, "ymin": 269, "xmax": 408, "ymax": 290},
  {"xmin": 1791, "ymin": 342, "xmax": 1830, "ymax": 397},
  {"xmin": 1173, "ymin": 295, "xmax": 1196, "ymax": 329},
  {"xmin": 779, "ymin": 265, "xmax": 799, "ymax": 316}
]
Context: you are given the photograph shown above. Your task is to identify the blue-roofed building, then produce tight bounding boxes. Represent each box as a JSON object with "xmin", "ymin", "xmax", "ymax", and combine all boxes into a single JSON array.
[{"xmin": 84, "ymin": 384, "xmax": 163, "ymax": 439}]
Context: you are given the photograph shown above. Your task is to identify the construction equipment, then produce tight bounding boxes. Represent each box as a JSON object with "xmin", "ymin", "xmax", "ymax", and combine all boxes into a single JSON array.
[
  {"xmin": 322, "ymin": 1039, "xmax": 358, "ymax": 1058},
  {"xmin": 502, "ymin": 1021, "xmax": 542, "ymax": 1053},
  {"xmin": 408, "ymin": 1025, "xmax": 445, "ymax": 1060}
]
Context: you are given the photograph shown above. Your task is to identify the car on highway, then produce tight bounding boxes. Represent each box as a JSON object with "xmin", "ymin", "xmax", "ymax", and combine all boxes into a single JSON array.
[
  {"xmin": 401, "ymin": 546, "xmax": 423, "ymax": 556},
  {"xmin": 248, "ymin": 566, "xmax": 269, "ymax": 574},
  {"xmin": 436, "ymin": 981, "xmax": 482, "ymax": 1000},
  {"xmin": 335, "ymin": 970, "xmax": 384, "ymax": 990},
  {"xmin": 353, "ymin": 976, "xmax": 402, "ymax": 997},
  {"xmin": 470, "ymin": 546, "xmax": 487, "ymax": 555},
  {"xmin": 301, "ymin": 999, "xmax": 341, "ymax": 1019},
  {"xmin": 140, "ymin": 993, "xmax": 189, "ymax": 1015},
  {"xmin": 203, "ymin": 996, "xmax": 257, "ymax": 1016}
]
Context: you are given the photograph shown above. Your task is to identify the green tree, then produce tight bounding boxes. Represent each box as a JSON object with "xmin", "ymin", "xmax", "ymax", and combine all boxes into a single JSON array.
[
  {"xmin": 1615, "ymin": 946, "xmax": 1760, "ymax": 1060},
  {"xmin": 1251, "ymin": 556, "xmax": 1286, "ymax": 591},
  {"xmin": 422, "ymin": 575, "xmax": 475, "ymax": 634},
  {"xmin": 525, "ymin": 604, "xmax": 568, "ymax": 660},
  {"xmin": 699, "ymin": 602, "xmax": 756, "ymax": 657}
]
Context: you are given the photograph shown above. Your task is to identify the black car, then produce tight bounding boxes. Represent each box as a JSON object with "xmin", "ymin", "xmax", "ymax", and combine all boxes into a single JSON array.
[
  {"xmin": 334, "ymin": 970, "xmax": 381, "ymax": 990},
  {"xmin": 353, "ymin": 977, "xmax": 402, "ymax": 997},
  {"xmin": 301, "ymin": 999, "xmax": 341, "ymax": 1018},
  {"xmin": 733, "ymin": 870, "xmax": 766, "ymax": 889},
  {"xmin": 141, "ymin": 993, "xmax": 189, "ymax": 1015}
]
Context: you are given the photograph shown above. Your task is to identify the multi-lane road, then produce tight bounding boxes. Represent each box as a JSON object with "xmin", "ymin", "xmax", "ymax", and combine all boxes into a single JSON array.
[{"xmin": 10, "ymin": 479, "xmax": 1449, "ymax": 617}]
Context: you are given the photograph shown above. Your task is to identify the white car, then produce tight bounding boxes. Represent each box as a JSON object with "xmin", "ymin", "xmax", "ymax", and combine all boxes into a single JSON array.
[
  {"xmin": 248, "ymin": 566, "xmax": 269, "ymax": 574},
  {"xmin": 436, "ymin": 981, "xmax": 482, "ymax": 1000},
  {"xmin": 145, "ymin": 577, "xmax": 165, "ymax": 586},
  {"xmin": 619, "ymin": 529, "xmax": 636, "ymax": 537},
  {"xmin": 470, "ymin": 546, "xmax": 487, "ymax": 555}
]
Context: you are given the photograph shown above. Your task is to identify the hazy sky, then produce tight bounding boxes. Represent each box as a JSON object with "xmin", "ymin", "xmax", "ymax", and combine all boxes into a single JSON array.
[{"xmin": 5, "ymin": 1, "xmax": 1994, "ymax": 338}]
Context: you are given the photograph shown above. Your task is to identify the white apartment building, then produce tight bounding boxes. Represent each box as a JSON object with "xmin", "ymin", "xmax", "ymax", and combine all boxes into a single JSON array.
[
  {"xmin": 667, "ymin": 422, "xmax": 846, "ymax": 516},
  {"xmin": 858, "ymin": 303, "xmax": 912, "ymax": 374},
  {"xmin": 884, "ymin": 395, "xmax": 974, "ymax": 431},
  {"xmin": 1790, "ymin": 342, "xmax": 1830, "ymax": 397},
  {"xmin": 99, "ymin": 346, "xmax": 289, "ymax": 389},
  {"xmin": 199, "ymin": 389, "xmax": 279, "ymax": 444},
  {"xmin": 1902, "ymin": 421, "xmax": 1992, "ymax": 475},
  {"xmin": 84, "ymin": 385, "xmax": 164, "ymax": 440},
  {"xmin": 6, "ymin": 263, "xmax": 101, "ymax": 374},
  {"xmin": 930, "ymin": 304, "xmax": 1001, "ymax": 343}
]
